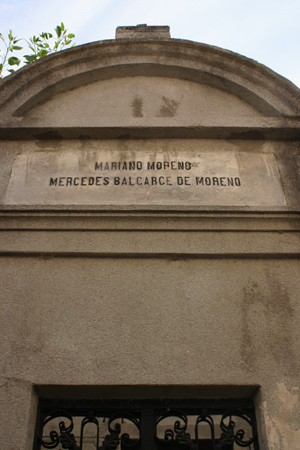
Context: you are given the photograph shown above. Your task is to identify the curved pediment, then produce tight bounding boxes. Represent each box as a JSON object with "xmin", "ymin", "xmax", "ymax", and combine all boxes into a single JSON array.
[
  {"xmin": 24, "ymin": 75, "xmax": 263, "ymax": 127},
  {"xmin": 0, "ymin": 38, "xmax": 299, "ymax": 128}
]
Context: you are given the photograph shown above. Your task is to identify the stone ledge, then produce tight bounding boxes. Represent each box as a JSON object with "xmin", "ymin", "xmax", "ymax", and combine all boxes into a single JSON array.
[
  {"xmin": 0, "ymin": 212, "xmax": 300, "ymax": 231},
  {"xmin": 0, "ymin": 230, "xmax": 299, "ymax": 257},
  {"xmin": 1, "ymin": 124, "xmax": 299, "ymax": 140}
]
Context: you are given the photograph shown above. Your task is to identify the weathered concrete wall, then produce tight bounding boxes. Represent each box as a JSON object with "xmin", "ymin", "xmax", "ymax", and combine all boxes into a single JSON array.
[
  {"xmin": 1, "ymin": 255, "xmax": 300, "ymax": 448},
  {"xmin": 1, "ymin": 257, "xmax": 300, "ymax": 383},
  {"xmin": 0, "ymin": 27, "xmax": 300, "ymax": 450}
]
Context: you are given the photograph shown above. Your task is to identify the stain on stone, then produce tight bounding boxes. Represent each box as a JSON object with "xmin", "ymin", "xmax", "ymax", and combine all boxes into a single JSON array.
[
  {"xmin": 262, "ymin": 383, "xmax": 300, "ymax": 449},
  {"xmin": 118, "ymin": 133, "xmax": 131, "ymax": 139},
  {"xmin": 131, "ymin": 96, "xmax": 144, "ymax": 117},
  {"xmin": 35, "ymin": 138, "xmax": 62, "ymax": 149},
  {"xmin": 241, "ymin": 271, "xmax": 297, "ymax": 375},
  {"xmin": 34, "ymin": 130, "xmax": 63, "ymax": 141},
  {"xmin": 158, "ymin": 96, "xmax": 179, "ymax": 117},
  {"xmin": 7, "ymin": 311, "xmax": 45, "ymax": 372},
  {"xmin": 78, "ymin": 135, "xmax": 91, "ymax": 140},
  {"xmin": 229, "ymin": 130, "xmax": 265, "ymax": 140}
]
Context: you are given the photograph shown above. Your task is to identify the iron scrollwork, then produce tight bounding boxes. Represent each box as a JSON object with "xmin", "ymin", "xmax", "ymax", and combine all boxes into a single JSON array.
[
  {"xmin": 38, "ymin": 410, "xmax": 140, "ymax": 450},
  {"xmin": 38, "ymin": 410, "xmax": 79, "ymax": 450},
  {"xmin": 104, "ymin": 412, "xmax": 141, "ymax": 449},
  {"xmin": 155, "ymin": 409, "xmax": 258, "ymax": 449},
  {"xmin": 35, "ymin": 402, "xmax": 259, "ymax": 450}
]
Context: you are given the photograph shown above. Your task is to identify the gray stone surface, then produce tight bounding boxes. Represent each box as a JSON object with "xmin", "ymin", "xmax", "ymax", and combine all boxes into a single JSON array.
[
  {"xmin": 1, "ymin": 37, "xmax": 300, "ymax": 123},
  {"xmin": 5, "ymin": 147, "xmax": 285, "ymax": 207},
  {"xmin": 116, "ymin": 24, "xmax": 171, "ymax": 40},
  {"xmin": 1, "ymin": 139, "xmax": 299, "ymax": 211},
  {"xmin": 0, "ymin": 26, "xmax": 300, "ymax": 450}
]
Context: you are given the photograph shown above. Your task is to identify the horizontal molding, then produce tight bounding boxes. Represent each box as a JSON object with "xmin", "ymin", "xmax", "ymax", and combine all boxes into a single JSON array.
[
  {"xmin": 0, "ymin": 230, "xmax": 299, "ymax": 257},
  {"xmin": 0, "ymin": 124, "xmax": 300, "ymax": 140},
  {"xmin": 0, "ymin": 212, "xmax": 299, "ymax": 231}
]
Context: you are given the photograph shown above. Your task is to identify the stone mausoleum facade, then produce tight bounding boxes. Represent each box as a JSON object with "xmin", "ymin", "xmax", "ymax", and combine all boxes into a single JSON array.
[{"xmin": 0, "ymin": 25, "xmax": 300, "ymax": 450}]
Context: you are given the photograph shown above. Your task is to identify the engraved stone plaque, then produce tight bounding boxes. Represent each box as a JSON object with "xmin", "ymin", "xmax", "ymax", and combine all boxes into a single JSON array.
[{"xmin": 5, "ymin": 148, "xmax": 285, "ymax": 207}]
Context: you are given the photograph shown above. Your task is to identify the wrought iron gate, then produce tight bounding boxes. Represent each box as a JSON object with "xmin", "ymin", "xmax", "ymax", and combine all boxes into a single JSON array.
[{"xmin": 33, "ymin": 398, "xmax": 259, "ymax": 450}]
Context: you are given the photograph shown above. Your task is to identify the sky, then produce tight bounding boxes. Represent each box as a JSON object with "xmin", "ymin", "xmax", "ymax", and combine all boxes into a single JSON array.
[{"xmin": 0, "ymin": 0, "xmax": 299, "ymax": 87}]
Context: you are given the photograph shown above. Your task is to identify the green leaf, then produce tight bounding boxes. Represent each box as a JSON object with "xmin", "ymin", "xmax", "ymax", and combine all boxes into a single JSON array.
[
  {"xmin": 9, "ymin": 30, "xmax": 13, "ymax": 40},
  {"xmin": 8, "ymin": 56, "xmax": 20, "ymax": 66},
  {"xmin": 65, "ymin": 39, "xmax": 71, "ymax": 45},
  {"xmin": 0, "ymin": 63, "xmax": 3, "ymax": 71},
  {"xmin": 12, "ymin": 45, "xmax": 23, "ymax": 50},
  {"xmin": 61, "ymin": 22, "xmax": 65, "ymax": 31},
  {"xmin": 56, "ymin": 26, "xmax": 62, "ymax": 38},
  {"xmin": 24, "ymin": 54, "xmax": 37, "ymax": 63},
  {"xmin": 41, "ymin": 32, "xmax": 53, "ymax": 39},
  {"xmin": 38, "ymin": 49, "xmax": 48, "ymax": 58},
  {"xmin": 67, "ymin": 33, "xmax": 75, "ymax": 38},
  {"xmin": 8, "ymin": 69, "xmax": 15, "ymax": 73},
  {"xmin": 0, "ymin": 33, "xmax": 4, "ymax": 42}
]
